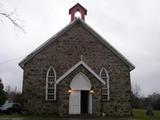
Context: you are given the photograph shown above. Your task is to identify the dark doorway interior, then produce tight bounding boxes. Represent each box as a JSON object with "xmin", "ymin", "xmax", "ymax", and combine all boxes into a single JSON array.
[{"xmin": 81, "ymin": 90, "xmax": 89, "ymax": 113}]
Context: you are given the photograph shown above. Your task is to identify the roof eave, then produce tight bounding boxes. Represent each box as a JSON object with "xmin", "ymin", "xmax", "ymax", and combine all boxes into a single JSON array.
[
  {"xmin": 19, "ymin": 18, "xmax": 135, "ymax": 71},
  {"xmin": 79, "ymin": 19, "xmax": 135, "ymax": 71},
  {"xmin": 19, "ymin": 18, "xmax": 81, "ymax": 69}
]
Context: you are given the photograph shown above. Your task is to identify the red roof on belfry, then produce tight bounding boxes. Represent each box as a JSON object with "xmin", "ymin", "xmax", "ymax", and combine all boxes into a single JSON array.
[{"xmin": 69, "ymin": 3, "xmax": 87, "ymax": 14}]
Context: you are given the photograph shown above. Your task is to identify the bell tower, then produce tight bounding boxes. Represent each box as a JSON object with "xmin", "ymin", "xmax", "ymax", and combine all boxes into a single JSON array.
[{"xmin": 69, "ymin": 3, "xmax": 87, "ymax": 22}]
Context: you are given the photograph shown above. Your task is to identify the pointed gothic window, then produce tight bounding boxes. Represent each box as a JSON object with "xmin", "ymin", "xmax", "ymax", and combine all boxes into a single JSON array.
[
  {"xmin": 46, "ymin": 67, "xmax": 56, "ymax": 101},
  {"xmin": 100, "ymin": 67, "xmax": 110, "ymax": 101}
]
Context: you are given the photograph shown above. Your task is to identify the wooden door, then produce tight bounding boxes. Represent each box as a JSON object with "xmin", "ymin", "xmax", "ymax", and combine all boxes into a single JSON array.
[{"xmin": 69, "ymin": 90, "xmax": 81, "ymax": 114}]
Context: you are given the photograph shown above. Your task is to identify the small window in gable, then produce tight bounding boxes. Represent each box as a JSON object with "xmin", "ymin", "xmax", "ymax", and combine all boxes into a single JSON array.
[
  {"xmin": 46, "ymin": 67, "xmax": 56, "ymax": 101},
  {"xmin": 100, "ymin": 67, "xmax": 110, "ymax": 101}
]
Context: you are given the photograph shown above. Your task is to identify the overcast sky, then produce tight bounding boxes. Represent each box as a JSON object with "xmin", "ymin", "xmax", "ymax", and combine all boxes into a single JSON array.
[{"xmin": 0, "ymin": 0, "xmax": 160, "ymax": 96}]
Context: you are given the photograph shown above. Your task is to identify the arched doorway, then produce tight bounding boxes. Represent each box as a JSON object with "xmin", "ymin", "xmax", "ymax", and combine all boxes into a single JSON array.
[{"xmin": 69, "ymin": 72, "xmax": 92, "ymax": 114}]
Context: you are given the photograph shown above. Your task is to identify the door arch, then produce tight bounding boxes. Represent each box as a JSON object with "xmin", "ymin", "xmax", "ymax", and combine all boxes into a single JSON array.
[{"xmin": 70, "ymin": 72, "xmax": 91, "ymax": 90}]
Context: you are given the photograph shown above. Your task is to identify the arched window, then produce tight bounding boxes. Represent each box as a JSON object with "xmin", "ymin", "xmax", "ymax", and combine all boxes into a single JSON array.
[
  {"xmin": 46, "ymin": 67, "xmax": 56, "ymax": 101},
  {"xmin": 100, "ymin": 67, "xmax": 110, "ymax": 101}
]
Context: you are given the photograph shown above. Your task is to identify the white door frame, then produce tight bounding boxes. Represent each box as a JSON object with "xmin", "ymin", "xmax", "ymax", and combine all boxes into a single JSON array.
[
  {"xmin": 88, "ymin": 93, "xmax": 92, "ymax": 114},
  {"xmin": 69, "ymin": 72, "xmax": 92, "ymax": 114}
]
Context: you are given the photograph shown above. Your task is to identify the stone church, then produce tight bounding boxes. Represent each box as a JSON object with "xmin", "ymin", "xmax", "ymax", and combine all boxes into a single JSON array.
[{"xmin": 19, "ymin": 3, "xmax": 135, "ymax": 116}]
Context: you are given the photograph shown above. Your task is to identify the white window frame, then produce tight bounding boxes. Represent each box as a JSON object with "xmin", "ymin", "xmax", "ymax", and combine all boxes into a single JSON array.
[
  {"xmin": 46, "ymin": 66, "xmax": 56, "ymax": 101},
  {"xmin": 99, "ymin": 67, "xmax": 110, "ymax": 101}
]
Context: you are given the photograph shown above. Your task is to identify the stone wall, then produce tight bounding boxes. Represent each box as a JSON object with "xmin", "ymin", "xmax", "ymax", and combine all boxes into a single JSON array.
[
  {"xmin": 102, "ymin": 70, "xmax": 132, "ymax": 116},
  {"xmin": 22, "ymin": 21, "xmax": 132, "ymax": 116}
]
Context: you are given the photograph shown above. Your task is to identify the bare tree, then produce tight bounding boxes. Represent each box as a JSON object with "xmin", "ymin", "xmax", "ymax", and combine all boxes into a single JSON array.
[
  {"xmin": 131, "ymin": 83, "xmax": 142, "ymax": 108},
  {"xmin": 0, "ymin": 2, "xmax": 25, "ymax": 33},
  {"xmin": 132, "ymin": 83, "xmax": 142, "ymax": 98},
  {"xmin": 4, "ymin": 85, "xmax": 22, "ymax": 103},
  {"xmin": 5, "ymin": 85, "xmax": 11, "ymax": 93}
]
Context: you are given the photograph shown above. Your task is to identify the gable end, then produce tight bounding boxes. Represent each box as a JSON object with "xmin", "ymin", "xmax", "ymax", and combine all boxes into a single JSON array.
[{"xmin": 19, "ymin": 18, "xmax": 135, "ymax": 71}]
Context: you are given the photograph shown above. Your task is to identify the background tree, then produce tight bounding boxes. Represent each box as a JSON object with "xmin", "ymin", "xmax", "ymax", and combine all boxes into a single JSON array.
[
  {"xmin": 132, "ymin": 83, "xmax": 142, "ymax": 98},
  {"xmin": 131, "ymin": 83, "xmax": 160, "ymax": 110},
  {"xmin": 5, "ymin": 85, "xmax": 23, "ymax": 105},
  {"xmin": 0, "ymin": 78, "xmax": 7, "ymax": 106},
  {"xmin": 131, "ymin": 83, "xmax": 142, "ymax": 108},
  {"xmin": 148, "ymin": 93, "xmax": 160, "ymax": 110}
]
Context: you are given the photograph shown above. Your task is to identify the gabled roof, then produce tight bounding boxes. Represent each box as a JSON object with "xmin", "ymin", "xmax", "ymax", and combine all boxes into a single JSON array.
[
  {"xmin": 19, "ymin": 18, "xmax": 135, "ymax": 70},
  {"xmin": 56, "ymin": 60, "xmax": 106, "ymax": 85}
]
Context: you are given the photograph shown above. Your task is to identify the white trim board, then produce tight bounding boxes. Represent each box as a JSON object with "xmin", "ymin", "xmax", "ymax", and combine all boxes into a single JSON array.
[{"xmin": 56, "ymin": 60, "xmax": 105, "ymax": 85}]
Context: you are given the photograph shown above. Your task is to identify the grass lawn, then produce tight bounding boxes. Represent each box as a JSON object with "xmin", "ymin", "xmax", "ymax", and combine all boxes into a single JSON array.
[
  {"xmin": 132, "ymin": 109, "xmax": 160, "ymax": 120},
  {"xmin": 0, "ymin": 109, "xmax": 160, "ymax": 120}
]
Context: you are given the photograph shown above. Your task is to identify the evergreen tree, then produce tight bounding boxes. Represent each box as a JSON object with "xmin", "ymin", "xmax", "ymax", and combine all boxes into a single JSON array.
[{"xmin": 0, "ymin": 78, "xmax": 7, "ymax": 106}]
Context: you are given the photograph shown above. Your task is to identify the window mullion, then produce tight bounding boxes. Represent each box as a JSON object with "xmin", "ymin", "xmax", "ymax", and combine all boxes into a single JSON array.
[
  {"xmin": 46, "ymin": 67, "xmax": 56, "ymax": 101},
  {"xmin": 100, "ymin": 68, "xmax": 109, "ymax": 101}
]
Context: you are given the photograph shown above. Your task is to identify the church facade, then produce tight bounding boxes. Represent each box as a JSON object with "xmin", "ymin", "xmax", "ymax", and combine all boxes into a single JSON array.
[{"xmin": 19, "ymin": 3, "xmax": 135, "ymax": 116}]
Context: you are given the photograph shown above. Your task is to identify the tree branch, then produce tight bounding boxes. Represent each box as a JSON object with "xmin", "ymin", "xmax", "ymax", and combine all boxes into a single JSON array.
[{"xmin": 0, "ymin": 10, "xmax": 25, "ymax": 33}]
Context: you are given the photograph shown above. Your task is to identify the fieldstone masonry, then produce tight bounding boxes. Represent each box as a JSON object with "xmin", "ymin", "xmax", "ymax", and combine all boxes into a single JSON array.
[{"xmin": 21, "ymin": 20, "xmax": 133, "ymax": 116}]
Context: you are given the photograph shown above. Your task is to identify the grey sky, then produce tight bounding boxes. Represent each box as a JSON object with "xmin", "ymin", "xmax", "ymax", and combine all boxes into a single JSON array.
[{"xmin": 0, "ymin": 0, "xmax": 160, "ymax": 96}]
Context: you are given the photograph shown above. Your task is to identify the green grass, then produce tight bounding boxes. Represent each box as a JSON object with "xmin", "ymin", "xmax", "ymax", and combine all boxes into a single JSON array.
[
  {"xmin": 0, "ymin": 109, "xmax": 160, "ymax": 120},
  {"xmin": 133, "ymin": 109, "xmax": 160, "ymax": 120},
  {"xmin": 0, "ymin": 113, "xmax": 61, "ymax": 120}
]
